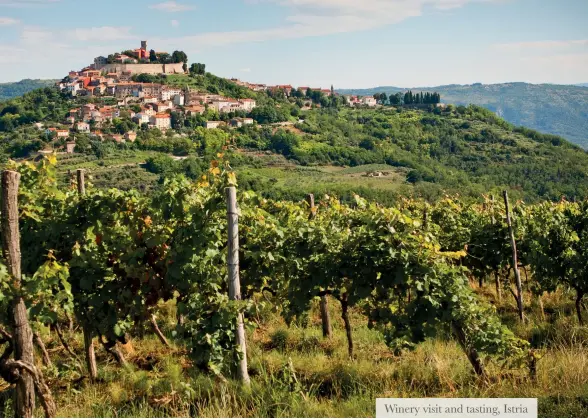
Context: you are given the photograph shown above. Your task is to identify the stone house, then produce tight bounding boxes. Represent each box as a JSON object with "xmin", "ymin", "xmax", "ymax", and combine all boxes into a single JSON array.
[{"xmin": 66, "ymin": 141, "xmax": 76, "ymax": 154}]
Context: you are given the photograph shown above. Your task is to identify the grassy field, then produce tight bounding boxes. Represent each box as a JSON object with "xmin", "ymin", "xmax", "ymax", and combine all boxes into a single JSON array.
[
  {"xmin": 54, "ymin": 151, "xmax": 161, "ymax": 191},
  {"xmin": 2, "ymin": 285, "xmax": 586, "ymax": 418},
  {"xmin": 242, "ymin": 164, "xmax": 409, "ymax": 193}
]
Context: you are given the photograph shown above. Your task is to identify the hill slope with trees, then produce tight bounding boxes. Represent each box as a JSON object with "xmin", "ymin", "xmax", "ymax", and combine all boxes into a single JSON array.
[
  {"xmin": 0, "ymin": 79, "xmax": 58, "ymax": 101},
  {"xmin": 339, "ymin": 83, "xmax": 588, "ymax": 148},
  {"xmin": 2, "ymin": 75, "xmax": 588, "ymax": 205}
]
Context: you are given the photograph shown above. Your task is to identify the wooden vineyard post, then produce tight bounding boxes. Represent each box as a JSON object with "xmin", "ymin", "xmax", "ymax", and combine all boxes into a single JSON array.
[
  {"xmin": 307, "ymin": 194, "xmax": 332, "ymax": 339},
  {"xmin": 340, "ymin": 294, "xmax": 354, "ymax": 359},
  {"xmin": 76, "ymin": 168, "xmax": 86, "ymax": 196},
  {"xmin": 77, "ymin": 169, "xmax": 98, "ymax": 381},
  {"xmin": 503, "ymin": 191, "xmax": 524, "ymax": 321},
  {"xmin": 1, "ymin": 170, "xmax": 35, "ymax": 417},
  {"xmin": 490, "ymin": 194, "xmax": 501, "ymax": 301},
  {"xmin": 226, "ymin": 185, "xmax": 251, "ymax": 386}
]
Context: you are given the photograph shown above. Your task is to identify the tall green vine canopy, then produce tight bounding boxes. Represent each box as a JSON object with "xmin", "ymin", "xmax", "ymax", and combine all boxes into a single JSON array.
[{"xmin": 0, "ymin": 156, "xmax": 533, "ymax": 377}]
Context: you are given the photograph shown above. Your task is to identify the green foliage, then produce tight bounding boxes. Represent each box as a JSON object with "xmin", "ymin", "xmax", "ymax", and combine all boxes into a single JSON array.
[
  {"xmin": 131, "ymin": 74, "xmax": 166, "ymax": 84},
  {"xmin": 189, "ymin": 63, "xmax": 206, "ymax": 76},
  {"xmin": 269, "ymin": 130, "xmax": 299, "ymax": 157},
  {"xmin": 0, "ymin": 79, "xmax": 57, "ymax": 101},
  {"xmin": 171, "ymin": 51, "xmax": 188, "ymax": 64},
  {"xmin": 339, "ymin": 83, "xmax": 588, "ymax": 148},
  {"xmin": 0, "ymin": 87, "xmax": 70, "ymax": 132},
  {"xmin": 1, "ymin": 155, "xmax": 532, "ymax": 379},
  {"xmin": 250, "ymin": 106, "xmax": 289, "ymax": 124}
]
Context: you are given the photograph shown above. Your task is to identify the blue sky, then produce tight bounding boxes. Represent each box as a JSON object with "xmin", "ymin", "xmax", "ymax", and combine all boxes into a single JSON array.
[{"xmin": 0, "ymin": 0, "xmax": 587, "ymax": 87}]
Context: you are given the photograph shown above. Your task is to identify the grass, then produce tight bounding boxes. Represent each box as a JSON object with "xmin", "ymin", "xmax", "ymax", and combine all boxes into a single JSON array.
[
  {"xmin": 55, "ymin": 151, "xmax": 162, "ymax": 191},
  {"xmin": 1, "ymin": 287, "xmax": 587, "ymax": 418},
  {"xmin": 242, "ymin": 164, "xmax": 409, "ymax": 194}
]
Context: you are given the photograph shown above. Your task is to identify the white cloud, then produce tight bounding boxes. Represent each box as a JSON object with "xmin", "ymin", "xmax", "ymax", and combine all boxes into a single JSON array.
[
  {"xmin": 171, "ymin": 19, "xmax": 180, "ymax": 27},
  {"xmin": 157, "ymin": 0, "xmax": 502, "ymax": 48},
  {"xmin": 240, "ymin": 68, "xmax": 252, "ymax": 72},
  {"xmin": 149, "ymin": 1, "xmax": 194, "ymax": 13},
  {"xmin": 20, "ymin": 26, "xmax": 54, "ymax": 44},
  {"xmin": 3, "ymin": 24, "xmax": 136, "ymax": 71},
  {"xmin": 67, "ymin": 26, "xmax": 134, "ymax": 42},
  {"xmin": 0, "ymin": 16, "xmax": 18, "ymax": 24},
  {"xmin": 493, "ymin": 39, "xmax": 588, "ymax": 52}
]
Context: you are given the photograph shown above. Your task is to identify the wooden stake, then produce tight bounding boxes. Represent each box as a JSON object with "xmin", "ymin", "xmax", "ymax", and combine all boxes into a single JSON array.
[
  {"xmin": 503, "ymin": 191, "xmax": 524, "ymax": 322},
  {"xmin": 83, "ymin": 327, "xmax": 98, "ymax": 379},
  {"xmin": 1, "ymin": 170, "xmax": 35, "ymax": 417},
  {"xmin": 488, "ymin": 195, "xmax": 502, "ymax": 301},
  {"xmin": 306, "ymin": 193, "xmax": 317, "ymax": 220},
  {"xmin": 320, "ymin": 297, "xmax": 333, "ymax": 339},
  {"xmin": 307, "ymin": 194, "xmax": 332, "ymax": 339},
  {"xmin": 226, "ymin": 186, "xmax": 250, "ymax": 386},
  {"xmin": 340, "ymin": 294, "xmax": 354, "ymax": 359},
  {"xmin": 76, "ymin": 168, "xmax": 86, "ymax": 196}
]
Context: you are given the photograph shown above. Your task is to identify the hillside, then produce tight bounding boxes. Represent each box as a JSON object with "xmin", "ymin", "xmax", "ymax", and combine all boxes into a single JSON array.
[
  {"xmin": 338, "ymin": 83, "xmax": 588, "ymax": 148},
  {"xmin": 3, "ymin": 75, "xmax": 588, "ymax": 205},
  {"xmin": 0, "ymin": 79, "xmax": 58, "ymax": 101}
]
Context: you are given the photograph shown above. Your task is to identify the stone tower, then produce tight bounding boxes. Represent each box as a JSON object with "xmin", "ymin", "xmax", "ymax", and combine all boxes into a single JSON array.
[{"xmin": 141, "ymin": 40, "xmax": 147, "ymax": 50}]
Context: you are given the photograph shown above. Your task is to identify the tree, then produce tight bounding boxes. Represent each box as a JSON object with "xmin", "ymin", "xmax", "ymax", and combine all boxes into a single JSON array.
[
  {"xmin": 149, "ymin": 49, "xmax": 157, "ymax": 63},
  {"xmin": 250, "ymin": 106, "xmax": 280, "ymax": 124},
  {"xmin": 158, "ymin": 53, "xmax": 172, "ymax": 64},
  {"xmin": 189, "ymin": 63, "xmax": 206, "ymax": 76},
  {"xmin": 171, "ymin": 111, "xmax": 185, "ymax": 130},
  {"xmin": 389, "ymin": 92, "xmax": 401, "ymax": 105},
  {"xmin": 171, "ymin": 50, "xmax": 188, "ymax": 64},
  {"xmin": 269, "ymin": 129, "xmax": 299, "ymax": 157}
]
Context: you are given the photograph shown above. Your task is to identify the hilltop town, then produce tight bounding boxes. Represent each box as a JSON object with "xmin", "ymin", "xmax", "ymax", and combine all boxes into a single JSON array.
[{"xmin": 48, "ymin": 40, "xmax": 385, "ymax": 151}]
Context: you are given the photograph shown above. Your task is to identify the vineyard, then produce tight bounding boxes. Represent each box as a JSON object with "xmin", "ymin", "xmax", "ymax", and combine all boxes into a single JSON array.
[{"xmin": 0, "ymin": 155, "xmax": 587, "ymax": 417}]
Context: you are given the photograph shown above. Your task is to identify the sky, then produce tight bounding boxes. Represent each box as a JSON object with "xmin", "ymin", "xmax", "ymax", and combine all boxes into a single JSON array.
[{"xmin": 0, "ymin": 0, "xmax": 587, "ymax": 88}]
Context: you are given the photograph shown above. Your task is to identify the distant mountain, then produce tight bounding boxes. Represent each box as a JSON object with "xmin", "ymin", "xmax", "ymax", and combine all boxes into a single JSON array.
[
  {"xmin": 338, "ymin": 83, "xmax": 588, "ymax": 148},
  {"xmin": 0, "ymin": 79, "xmax": 58, "ymax": 101},
  {"xmin": 575, "ymin": 83, "xmax": 588, "ymax": 87}
]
